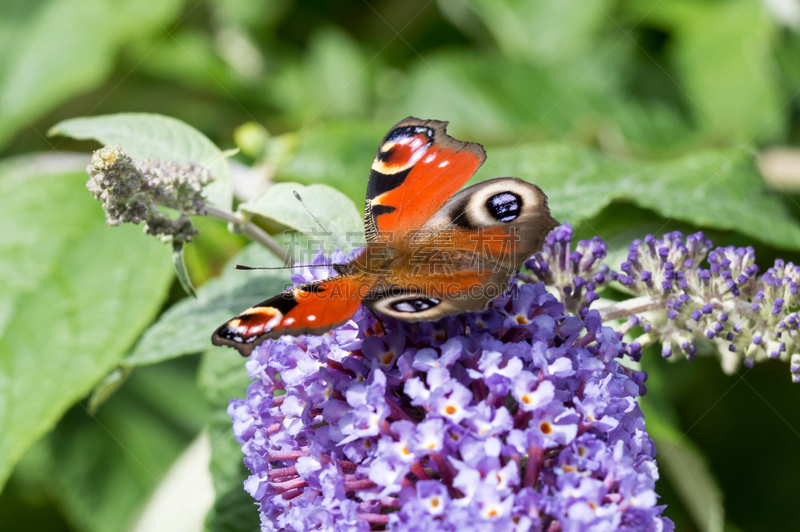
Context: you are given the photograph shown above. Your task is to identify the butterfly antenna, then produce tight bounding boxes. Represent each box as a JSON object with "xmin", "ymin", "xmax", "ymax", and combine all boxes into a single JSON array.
[
  {"xmin": 234, "ymin": 263, "xmax": 335, "ymax": 270},
  {"xmin": 293, "ymin": 191, "xmax": 345, "ymax": 255}
]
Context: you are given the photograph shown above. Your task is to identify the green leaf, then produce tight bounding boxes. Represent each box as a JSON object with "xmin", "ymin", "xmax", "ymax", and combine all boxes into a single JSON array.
[
  {"xmin": 49, "ymin": 113, "xmax": 233, "ymax": 209},
  {"xmin": 271, "ymin": 26, "xmax": 371, "ymax": 124},
  {"xmin": 124, "ymin": 28, "xmax": 242, "ymax": 97},
  {"xmin": 384, "ymin": 50, "xmax": 696, "ymax": 155},
  {"xmin": 641, "ymin": 400, "xmax": 725, "ymax": 532},
  {"xmin": 391, "ymin": 51, "xmax": 592, "ymax": 145},
  {"xmin": 12, "ymin": 357, "xmax": 207, "ymax": 532},
  {"xmin": 124, "ymin": 244, "xmax": 290, "ymax": 367},
  {"xmin": 0, "ymin": 0, "xmax": 186, "ymax": 151},
  {"xmin": 473, "ymin": 144, "xmax": 800, "ymax": 251},
  {"xmin": 199, "ymin": 346, "xmax": 259, "ymax": 532},
  {"xmin": 204, "ymin": 479, "xmax": 260, "ymax": 532},
  {"xmin": 632, "ymin": 0, "xmax": 783, "ymax": 144},
  {"xmin": 459, "ymin": 0, "xmax": 614, "ymax": 64},
  {"xmin": 239, "ymin": 182, "xmax": 363, "ymax": 254},
  {"xmin": 0, "ymin": 171, "xmax": 174, "ymax": 490},
  {"xmin": 635, "ymin": 350, "xmax": 724, "ymax": 532},
  {"xmin": 656, "ymin": 437, "xmax": 725, "ymax": 532},
  {"xmin": 198, "ymin": 347, "xmax": 251, "ymax": 487}
]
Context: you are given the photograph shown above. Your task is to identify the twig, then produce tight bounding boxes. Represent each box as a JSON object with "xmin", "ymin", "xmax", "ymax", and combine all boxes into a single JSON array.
[{"xmin": 202, "ymin": 204, "xmax": 293, "ymax": 264}]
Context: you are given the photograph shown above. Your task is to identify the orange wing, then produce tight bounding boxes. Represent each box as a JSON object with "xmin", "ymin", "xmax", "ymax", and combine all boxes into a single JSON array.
[
  {"xmin": 364, "ymin": 117, "xmax": 486, "ymax": 243},
  {"xmin": 212, "ymin": 275, "xmax": 371, "ymax": 356}
]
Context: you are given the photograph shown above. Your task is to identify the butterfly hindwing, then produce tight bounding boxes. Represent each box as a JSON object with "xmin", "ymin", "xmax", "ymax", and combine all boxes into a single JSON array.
[
  {"xmin": 420, "ymin": 177, "xmax": 558, "ymax": 271},
  {"xmin": 212, "ymin": 275, "xmax": 371, "ymax": 356},
  {"xmin": 363, "ymin": 269, "xmax": 512, "ymax": 322},
  {"xmin": 365, "ymin": 117, "xmax": 486, "ymax": 243},
  {"xmin": 362, "ymin": 177, "xmax": 558, "ymax": 321}
]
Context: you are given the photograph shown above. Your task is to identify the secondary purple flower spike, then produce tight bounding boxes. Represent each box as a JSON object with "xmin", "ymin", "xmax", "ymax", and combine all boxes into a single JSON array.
[
  {"xmin": 615, "ymin": 232, "xmax": 800, "ymax": 378},
  {"xmin": 228, "ymin": 253, "xmax": 672, "ymax": 531}
]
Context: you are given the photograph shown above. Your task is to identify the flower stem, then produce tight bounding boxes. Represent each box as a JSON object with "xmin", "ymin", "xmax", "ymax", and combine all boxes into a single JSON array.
[
  {"xmin": 202, "ymin": 204, "xmax": 293, "ymax": 263},
  {"xmin": 525, "ymin": 446, "xmax": 544, "ymax": 487},
  {"xmin": 596, "ymin": 295, "xmax": 663, "ymax": 321},
  {"xmin": 357, "ymin": 513, "xmax": 389, "ymax": 524}
]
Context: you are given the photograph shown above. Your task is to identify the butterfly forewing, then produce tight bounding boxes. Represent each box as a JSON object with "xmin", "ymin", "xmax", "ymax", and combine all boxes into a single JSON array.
[
  {"xmin": 364, "ymin": 117, "xmax": 486, "ymax": 243},
  {"xmin": 212, "ymin": 275, "xmax": 372, "ymax": 356},
  {"xmin": 419, "ymin": 177, "xmax": 559, "ymax": 270}
]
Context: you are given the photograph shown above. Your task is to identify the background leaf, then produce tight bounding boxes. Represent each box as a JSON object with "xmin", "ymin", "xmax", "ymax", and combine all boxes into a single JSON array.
[
  {"xmin": 639, "ymin": 348, "xmax": 726, "ymax": 532},
  {"xmin": 172, "ymin": 243, "xmax": 197, "ymax": 298},
  {"xmin": 473, "ymin": 144, "xmax": 800, "ymax": 251},
  {"xmin": 631, "ymin": 0, "xmax": 784, "ymax": 144},
  {"xmin": 269, "ymin": 121, "xmax": 388, "ymax": 208},
  {"xmin": 49, "ymin": 113, "xmax": 233, "ymax": 209},
  {"xmin": 124, "ymin": 244, "xmax": 289, "ymax": 367},
  {"xmin": 654, "ymin": 434, "xmax": 725, "ymax": 532},
  {"xmin": 0, "ymin": 170, "xmax": 174, "ymax": 490},
  {"xmin": 4, "ymin": 0, "xmax": 800, "ymax": 528},
  {"xmin": 457, "ymin": 0, "xmax": 614, "ymax": 64},
  {"xmin": 271, "ymin": 26, "xmax": 372, "ymax": 123},
  {"xmin": 0, "ymin": 0, "xmax": 186, "ymax": 150},
  {"xmin": 11, "ymin": 357, "xmax": 208, "ymax": 532}
]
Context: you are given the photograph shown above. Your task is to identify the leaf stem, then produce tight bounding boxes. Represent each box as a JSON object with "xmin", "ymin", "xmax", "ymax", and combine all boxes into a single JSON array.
[{"xmin": 202, "ymin": 204, "xmax": 293, "ymax": 264}]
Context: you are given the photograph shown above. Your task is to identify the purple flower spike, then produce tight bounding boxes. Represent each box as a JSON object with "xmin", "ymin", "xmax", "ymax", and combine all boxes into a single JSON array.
[
  {"xmin": 579, "ymin": 230, "xmax": 800, "ymax": 379},
  {"xmin": 227, "ymin": 255, "xmax": 671, "ymax": 531}
]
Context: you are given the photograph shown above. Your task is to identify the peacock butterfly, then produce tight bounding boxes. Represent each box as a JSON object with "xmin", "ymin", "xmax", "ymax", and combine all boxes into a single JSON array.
[{"xmin": 212, "ymin": 117, "xmax": 559, "ymax": 355}]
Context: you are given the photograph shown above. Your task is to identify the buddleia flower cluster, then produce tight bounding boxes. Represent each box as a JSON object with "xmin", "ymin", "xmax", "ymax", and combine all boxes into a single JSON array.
[
  {"xmin": 86, "ymin": 145, "xmax": 213, "ymax": 243},
  {"xmin": 228, "ymin": 252, "xmax": 672, "ymax": 531},
  {"xmin": 527, "ymin": 228, "xmax": 800, "ymax": 381}
]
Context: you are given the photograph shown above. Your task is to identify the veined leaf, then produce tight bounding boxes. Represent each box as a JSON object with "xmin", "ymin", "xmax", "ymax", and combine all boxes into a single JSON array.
[
  {"xmin": 0, "ymin": 170, "xmax": 174, "ymax": 490},
  {"xmin": 473, "ymin": 144, "xmax": 800, "ymax": 251},
  {"xmin": 124, "ymin": 244, "xmax": 290, "ymax": 367},
  {"xmin": 12, "ymin": 358, "xmax": 207, "ymax": 532},
  {"xmin": 49, "ymin": 113, "xmax": 233, "ymax": 209}
]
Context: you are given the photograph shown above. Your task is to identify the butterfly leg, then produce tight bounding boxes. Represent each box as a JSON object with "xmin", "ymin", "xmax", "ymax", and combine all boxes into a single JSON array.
[{"xmin": 367, "ymin": 306, "xmax": 387, "ymax": 336}]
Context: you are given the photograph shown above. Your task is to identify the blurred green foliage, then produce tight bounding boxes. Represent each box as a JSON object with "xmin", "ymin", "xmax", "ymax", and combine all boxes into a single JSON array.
[{"xmin": 3, "ymin": 0, "xmax": 800, "ymax": 531}]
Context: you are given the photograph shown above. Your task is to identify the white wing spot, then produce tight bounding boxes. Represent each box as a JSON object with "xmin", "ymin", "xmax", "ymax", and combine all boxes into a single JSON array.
[
  {"xmin": 308, "ymin": 315, "xmax": 317, "ymax": 322},
  {"xmin": 424, "ymin": 153, "xmax": 436, "ymax": 164},
  {"xmin": 438, "ymin": 160, "xmax": 450, "ymax": 168},
  {"xmin": 285, "ymin": 318, "xmax": 295, "ymax": 325},
  {"xmin": 410, "ymin": 138, "xmax": 423, "ymax": 150},
  {"xmin": 266, "ymin": 313, "xmax": 283, "ymax": 331}
]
